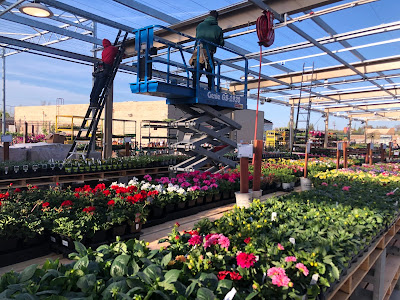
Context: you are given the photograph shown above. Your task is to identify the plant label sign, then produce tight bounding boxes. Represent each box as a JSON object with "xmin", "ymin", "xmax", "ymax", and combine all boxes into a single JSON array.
[
  {"xmin": 237, "ymin": 144, "xmax": 253, "ymax": 158},
  {"xmin": 1, "ymin": 135, "xmax": 12, "ymax": 143},
  {"xmin": 395, "ymin": 151, "xmax": 399, "ymax": 156}
]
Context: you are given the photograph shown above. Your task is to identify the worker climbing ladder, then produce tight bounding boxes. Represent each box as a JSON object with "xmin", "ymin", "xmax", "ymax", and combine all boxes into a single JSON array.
[
  {"xmin": 292, "ymin": 62, "xmax": 315, "ymax": 154},
  {"xmin": 130, "ymin": 25, "xmax": 248, "ymax": 172},
  {"xmin": 66, "ymin": 30, "xmax": 129, "ymax": 160}
]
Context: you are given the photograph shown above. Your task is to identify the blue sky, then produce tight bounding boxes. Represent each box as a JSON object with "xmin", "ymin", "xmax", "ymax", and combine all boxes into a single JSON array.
[{"xmin": 1, "ymin": 0, "xmax": 400, "ymax": 130}]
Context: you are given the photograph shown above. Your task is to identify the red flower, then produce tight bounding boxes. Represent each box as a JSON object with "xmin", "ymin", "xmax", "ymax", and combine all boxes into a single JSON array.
[
  {"xmin": 175, "ymin": 235, "xmax": 179, "ymax": 240},
  {"xmin": 236, "ymin": 252, "xmax": 257, "ymax": 268},
  {"xmin": 103, "ymin": 190, "xmax": 111, "ymax": 196},
  {"xmin": 61, "ymin": 200, "xmax": 73, "ymax": 207},
  {"xmin": 56, "ymin": 182, "xmax": 59, "ymax": 186},
  {"xmin": 83, "ymin": 206, "xmax": 96, "ymax": 213},
  {"xmin": 0, "ymin": 201, "xmax": 2, "ymax": 207},
  {"xmin": 244, "ymin": 237, "xmax": 251, "ymax": 244},
  {"xmin": 74, "ymin": 192, "xmax": 80, "ymax": 198},
  {"xmin": 107, "ymin": 200, "xmax": 115, "ymax": 206},
  {"xmin": 175, "ymin": 222, "xmax": 180, "ymax": 227},
  {"xmin": 42, "ymin": 202, "xmax": 50, "ymax": 208},
  {"xmin": 14, "ymin": 188, "xmax": 21, "ymax": 193},
  {"xmin": 217, "ymin": 271, "xmax": 242, "ymax": 281},
  {"xmin": 9, "ymin": 183, "xmax": 13, "ymax": 186},
  {"xmin": 31, "ymin": 185, "xmax": 38, "ymax": 189},
  {"xmin": 188, "ymin": 235, "xmax": 202, "ymax": 246}
]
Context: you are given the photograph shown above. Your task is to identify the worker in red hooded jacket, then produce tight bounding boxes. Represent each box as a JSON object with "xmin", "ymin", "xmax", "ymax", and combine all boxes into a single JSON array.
[{"xmin": 89, "ymin": 39, "xmax": 118, "ymax": 108}]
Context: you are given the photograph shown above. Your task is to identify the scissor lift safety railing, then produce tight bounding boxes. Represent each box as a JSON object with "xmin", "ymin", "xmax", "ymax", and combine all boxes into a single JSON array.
[{"xmin": 129, "ymin": 25, "xmax": 248, "ymax": 172}]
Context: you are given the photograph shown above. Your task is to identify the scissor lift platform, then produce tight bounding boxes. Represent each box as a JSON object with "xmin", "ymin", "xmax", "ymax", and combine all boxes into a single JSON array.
[{"xmin": 130, "ymin": 25, "xmax": 249, "ymax": 172}]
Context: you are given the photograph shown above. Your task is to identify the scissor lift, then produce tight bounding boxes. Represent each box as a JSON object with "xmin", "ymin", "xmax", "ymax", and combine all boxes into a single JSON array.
[{"xmin": 130, "ymin": 25, "xmax": 248, "ymax": 172}]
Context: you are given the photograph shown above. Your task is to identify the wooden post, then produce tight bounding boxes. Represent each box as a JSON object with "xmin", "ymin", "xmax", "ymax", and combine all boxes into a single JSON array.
[
  {"xmin": 125, "ymin": 142, "xmax": 130, "ymax": 157},
  {"xmin": 389, "ymin": 142, "xmax": 393, "ymax": 161},
  {"xmin": 3, "ymin": 141, "xmax": 9, "ymax": 161},
  {"xmin": 23, "ymin": 122, "xmax": 28, "ymax": 143},
  {"xmin": 304, "ymin": 142, "xmax": 309, "ymax": 178},
  {"xmin": 252, "ymin": 140, "xmax": 262, "ymax": 192},
  {"xmin": 365, "ymin": 143, "xmax": 370, "ymax": 164},
  {"xmin": 336, "ymin": 142, "xmax": 341, "ymax": 170},
  {"xmin": 343, "ymin": 142, "xmax": 348, "ymax": 168},
  {"xmin": 240, "ymin": 157, "xmax": 249, "ymax": 193},
  {"xmin": 380, "ymin": 143, "xmax": 385, "ymax": 162}
]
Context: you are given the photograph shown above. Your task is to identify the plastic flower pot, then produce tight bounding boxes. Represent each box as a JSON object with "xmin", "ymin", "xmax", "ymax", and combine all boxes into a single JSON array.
[
  {"xmin": 282, "ymin": 182, "xmax": 292, "ymax": 191},
  {"xmin": 165, "ymin": 203, "xmax": 175, "ymax": 214},
  {"xmin": 111, "ymin": 224, "xmax": 127, "ymax": 237},
  {"xmin": 214, "ymin": 193, "xmax": 221, "ymax": 201},
  {"xmin": 151, "ymin": 205, "xmax": 164, "ymax": 219},
  {"xmin": 222, "ymin": 191, "xmax": 230, "ymax": 200},
  {"xmin": 177, "ymin": 201, "xmax": 187, "ymax": 210},
  {"xmin": 60, "ymin": 235, "xmax": 75, "ymax": 250},
  {"xmin": 0, "ymin": 237, "xmax": 19, "ymax": 252},
  {"xmin": 235, "ymin": 191, "xmax": 253, "ymax": 208},
  {"xmin": 188, "ymin": 199, "xmax": 196, "ymax": 207},
  {"xmin": 89, "ymin": 230, "xmax": 108, "ymax": 244},
  {"xmin": 205, "ymin": 194, "xmax": 213, "ymax": 203},
  {"xmin": 130, "ymin": 222, "xmax": 142, "ymax": 233},
  {"xmin": 196, "ymin": 196, "xmax": 204, "ymax": 205}
]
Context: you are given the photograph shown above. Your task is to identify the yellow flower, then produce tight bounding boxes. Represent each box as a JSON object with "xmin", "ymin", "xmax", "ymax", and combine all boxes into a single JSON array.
[
  {"xmin": 312, "ymin": 252, "xmax": 316, "ymax": 257},
  {"xmin": 315, "ymin": 262, "xmax": 318, "ymax": 266},
  {"xmin": 310, "ymin": 262, "xmax": 314, "ymax": 266}
]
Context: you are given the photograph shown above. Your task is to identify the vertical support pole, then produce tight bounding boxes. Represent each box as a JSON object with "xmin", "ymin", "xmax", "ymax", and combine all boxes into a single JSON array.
[
  {"xmin": 252, "ymin": 140, "xmax": 262, "ymax": 192},
  {"xmin": 380, "ymin": 143, "xmax": 384, "ymax": 162},
  {"xmin": 364, "ymin": 120, "xmax": 368, "ymax": 144},
  {"xmin": 389, "ymin": 142, "xmax": 393, "ymax": 161},
  {"xmin": 3, "ymin": 141, "xmax": 9, "ymax": 161},
  {"xmin": 347, "ymin": 118, "xmax": 352, "ymax": 142},
  {"xmin": 323, "ymin": 113, "xmax": 329, "ymax": 148},
  {"xmin": 125, "ymin": 141, "xmax": 130, "ymax": 157},
  {"xmin": 289, "ymin": 104, "xmax": 294, "ymax": 151},
  {"xmin": 343, "ymin": 142, "xmax": 348, "ymax": 168},
  {"xmin": 366, "ymin": 143, "xmax": 370, "ymax": 164},
  {"xmin": 240, "ymin": 157, "xmax": 249, "ymax": 193},
  {"xmin": 369, "ymin": 143, "xmax": 374, "ymax": 165},
  {"xmin": 91, "ymin": 21, "xmax": 97, "ymax": 153},
  {"xmin": 31, "ymin": 124, "xmax": 34, "ymax": 134},
  {"xmin": 1, "ymin": 48, "xmax": 5, "ymax": 135},
  {"xmin": 23, "ymin": 121, "xmax": 28, "ymax": 143},
  {"xmin": 336, "ymin": 142, "xmax": 341, "ymax": 170},
  {"xmin": 103, "ymin": 84, "xmax": 113, "ymax": 158},
  {"xmin": 373, "ymin": 248, "xmax": 386, "ymax": 300},
  {"xmin": 304, "ymin": 142, "xmax": 309, "ymax": 178}
]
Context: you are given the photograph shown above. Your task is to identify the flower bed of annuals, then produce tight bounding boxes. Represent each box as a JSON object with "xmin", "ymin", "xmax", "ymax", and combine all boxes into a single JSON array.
[
  {"xmin": 0, "ymin": 171, "xmax": 242, "ymax": 245},
  {"xmin": 347, "ymin": 163, "xmax": 400, "ymax": 175},
  {"xmin": 1, "ymin": 167, "xmax": 399, "ymax": 299}
]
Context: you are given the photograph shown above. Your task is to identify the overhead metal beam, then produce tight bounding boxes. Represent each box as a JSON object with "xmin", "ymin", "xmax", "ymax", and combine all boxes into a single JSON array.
[
  {"xmin": 39, "ymin": 0, "xmax": 135, "ymax": 32},
  {"xmin": 249, "ymin": 0, "xmax": 396, "ymax": 99},
  {"xmin": 325, "ymin": 103, "xmax": 400, "ymax": 113},
  {"xmin": 230, "ymin": 55, "xmax": 400, "ymax": 91},
  {"xmin": 348, "ymin": 111, "xmax": 400, "ymax": 119},
  {"xmin": 290, "ymin": 88, "xmax": 400, "ymax": 104},
  {"xmin": 228, "ymin": 21, "xmax": 400, "ymax": 62},
  {"xmin": 113, "ymin": 0, "xmax": 180, "ymax": 24},
  {"xmin": 1, "ymin": 13, "xmax": 103, "ymax": 45},
  {"xmin": 0, "ymin": 0, "xmax": 24, "ymax": 17},
  {"xmin": 124, "ymin": 0, "xmax": 342, "ymax": 54}
]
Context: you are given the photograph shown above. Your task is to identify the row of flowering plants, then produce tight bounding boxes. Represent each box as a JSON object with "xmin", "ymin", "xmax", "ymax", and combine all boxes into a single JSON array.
[
  {"xmin": 0, "ymin": 155, "xmax": 186, "ymax": 179},
  {"xmin": 1, "ymin": 168, "xmax": 399, "ymax": 299}
]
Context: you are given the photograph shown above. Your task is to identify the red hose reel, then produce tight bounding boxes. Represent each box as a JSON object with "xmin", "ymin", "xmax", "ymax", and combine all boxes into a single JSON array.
[{"xmin": 256, "ymin": 10, "xmax": 275, "ymax": 47}]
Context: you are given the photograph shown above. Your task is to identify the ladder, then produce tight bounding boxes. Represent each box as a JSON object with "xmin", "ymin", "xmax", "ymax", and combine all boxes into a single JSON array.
[
  {"xmin": 66, "ymin": 30, "xmax": 129, "ymax": 160},
  {"xmin": 292, "ymin": 62, "xmax": 315, "ymax": 154}
]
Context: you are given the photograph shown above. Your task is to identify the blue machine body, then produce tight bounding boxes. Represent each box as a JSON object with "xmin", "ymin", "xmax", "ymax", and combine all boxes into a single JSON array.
[{"xmin": 129, "ymin": 25, "xmax": 248, "ymax": 110}]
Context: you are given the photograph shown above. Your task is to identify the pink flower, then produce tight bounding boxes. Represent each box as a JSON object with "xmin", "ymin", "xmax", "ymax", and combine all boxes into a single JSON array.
[
  {"xmin": 267, "ymin": 267, "xmax": 286, "ymax": 277},
  {"xmin": 321, "ymin": 182, "xmax": 328, "ymax": 186},
  {"xmin": 284, "ymin": 256, "xmax": 297, "ymax": 262},
  {"xmin": 188, "ymin": 235, "xmax": 202, "ymax": 246},
  {"xmin": 333, "ymin": 183, "xmax": 338, "ymax": 187},
  {"xmin": 271, "ymin": 274, "xmax": 291, "ymax": 287},
  {"xmin": 278, "ymin": 243, "xmax": 285, "ymax": 250},
  {"xmin": 296, "ymin": 263, "xmax": 309, "ymax": 276},
  {"xmin": 218, "ymin": 235, "xmax": 230, "ymax": 249},
  {"xmin": 143, "ymin": 174, "xmax": 152, "ymax": 181},
  {"xmin": 342, "ymin": 186, "xmax": 350, "ymax": 191},
  {"xmin": 387, "ymin": 192, "xmax": 395, "ymax": 196},
  {"xmin": 236, "ymin": 252, "xmax": 257, "ymax": 268}
]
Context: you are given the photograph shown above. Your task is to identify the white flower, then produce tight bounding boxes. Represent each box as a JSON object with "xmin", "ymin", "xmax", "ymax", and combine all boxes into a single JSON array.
[
  {"xmin": 289, "ymin": 237, "xmax": 295, "ymax": 245},
  {"xmin": 177, "ymin": 188, "xmax": 186, "ymax": 195},
  {"xmin": 271, "ymin": 212, "xmax": 277, "ymax": 221},
  {"xmin": 310, "ymin": 274, "xmax": 319, "ymax": 285},
  {"xmin": 141, "ymin": 183, "xmax": 151, "ymax": 190}
]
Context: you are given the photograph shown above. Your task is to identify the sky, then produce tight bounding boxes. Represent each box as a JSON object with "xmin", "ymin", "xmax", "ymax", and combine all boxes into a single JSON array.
[{"xmin": 1, "ymin": 0, "xmax": 400, "ymax": 131}]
